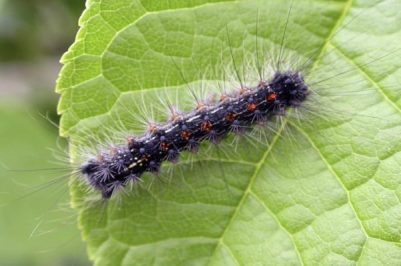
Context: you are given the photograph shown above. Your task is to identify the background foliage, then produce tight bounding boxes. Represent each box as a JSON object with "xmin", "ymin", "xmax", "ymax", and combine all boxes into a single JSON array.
[{"xmin": 0, "ymin": 0, "xmax": 89, "ymax": 265}]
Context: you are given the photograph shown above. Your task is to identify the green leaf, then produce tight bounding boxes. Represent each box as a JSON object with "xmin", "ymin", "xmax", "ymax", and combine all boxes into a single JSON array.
[{"xmin": 57, "ymin": 0, "xmax": 401, "ymax": 265}]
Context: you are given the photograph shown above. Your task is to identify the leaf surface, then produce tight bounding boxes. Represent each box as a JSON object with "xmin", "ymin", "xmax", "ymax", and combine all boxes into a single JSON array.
[{"xmin": 57, "ymin": 0, "xmax": 401, "ymax": 265}]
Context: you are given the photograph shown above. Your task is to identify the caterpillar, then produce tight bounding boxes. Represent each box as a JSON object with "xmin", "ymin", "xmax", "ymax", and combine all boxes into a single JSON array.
[{"xmin": 81, "ymin": 70, "xmax": 309, "ymax": 198}]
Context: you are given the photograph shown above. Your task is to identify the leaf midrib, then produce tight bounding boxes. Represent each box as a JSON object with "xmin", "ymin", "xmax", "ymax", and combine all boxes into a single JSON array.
[{"xmin": 207, "ymin": 119, "xmax": 302, "ymax": 264}]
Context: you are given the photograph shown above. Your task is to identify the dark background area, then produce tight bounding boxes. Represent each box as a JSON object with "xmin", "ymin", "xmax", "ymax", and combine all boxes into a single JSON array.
[{"xmin": 0, "ymin": 1, "xmax": 90, "ymax": 265}]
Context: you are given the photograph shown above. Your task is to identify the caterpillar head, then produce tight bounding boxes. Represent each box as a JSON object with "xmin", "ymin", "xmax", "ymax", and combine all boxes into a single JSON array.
[{"xmin": 270, "ymin": 71, "xmax": 309, "ymax": 107}]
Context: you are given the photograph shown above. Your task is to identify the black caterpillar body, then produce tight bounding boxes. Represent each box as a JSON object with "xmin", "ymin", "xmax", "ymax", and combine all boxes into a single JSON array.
[{"xmin": 81, "ymin": 71, "xmax": 309, "ymax": 198}]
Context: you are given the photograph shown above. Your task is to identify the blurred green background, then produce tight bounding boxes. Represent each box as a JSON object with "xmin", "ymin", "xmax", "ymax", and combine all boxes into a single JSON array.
[{"xmin": 0, "ymin": 1, "xmax": 90, "ymax": 265}]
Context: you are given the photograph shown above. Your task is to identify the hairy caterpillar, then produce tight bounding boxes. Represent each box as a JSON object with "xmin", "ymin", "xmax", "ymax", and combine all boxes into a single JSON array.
[{"xmin": 80, "ymin": 70, "xmax": 309, "ymax": 198}]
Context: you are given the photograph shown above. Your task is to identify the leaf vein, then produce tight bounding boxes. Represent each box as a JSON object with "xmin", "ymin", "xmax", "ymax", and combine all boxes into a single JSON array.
[{"xmin": 207, "ymin": 118, "xmax": 290, "ymax": 264}]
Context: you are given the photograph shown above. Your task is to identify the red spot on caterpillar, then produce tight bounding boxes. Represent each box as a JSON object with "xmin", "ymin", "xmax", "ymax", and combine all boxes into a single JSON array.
[
  {"xmin": 225, "ymin": 112, "xmax": 237, "ymax": 122},
  {"xmin": 180, "ymin": 130, "xmax": 191, "ymax": 141},
  {"xmin": 201, "ymin": 121, "xmax": 213, "ymax": 132},
  {"xmin": 160, "ymin": 142, "xmax": 170, "ymax": 151},
  {"xmin": 247, "ymin": 103, "xmax": 257, "ymax": 112},
  {"xmin": 267, "ymin": 92, "xmax": 277, "ymax": 102}
]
